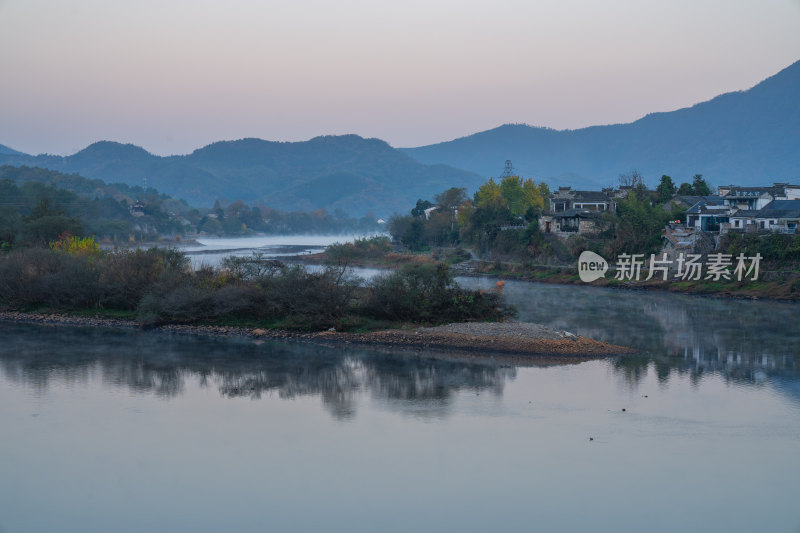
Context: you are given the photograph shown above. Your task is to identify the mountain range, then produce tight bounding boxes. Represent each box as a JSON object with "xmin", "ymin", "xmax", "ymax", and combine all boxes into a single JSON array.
[
  {"xmin": 1, "ymin": 59, "xmax": 798, "ymax": 213},
  {"xmin": 403, "ymin": 59, "xmax": 800, "ymax": 189},
  {"xmin": 0, "ymin": 136, "xmax": 483, "ymax": 216}
]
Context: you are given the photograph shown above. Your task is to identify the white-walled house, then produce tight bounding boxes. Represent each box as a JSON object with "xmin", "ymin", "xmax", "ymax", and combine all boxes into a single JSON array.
[
  {"xmin": 717, "ymin": 183, "xmax": 800, "ymax": 210},
  {"xmin": 727, "ymin": 200, "xmax": 800, "ymax": 233}
]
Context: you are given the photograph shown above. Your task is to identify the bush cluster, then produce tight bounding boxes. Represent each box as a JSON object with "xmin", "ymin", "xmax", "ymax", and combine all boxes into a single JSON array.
[
  {"xmin": 0, "ymin": 246, "xmax": 188, "ymax": 310},
  {"xmin": 0, "ymin": 248, "xmax": 512, "ymax": 330},
  {"xmin": 719, "ymin": 233, "xmax": 800, "ymax": 266},
  {"xmin": 326, "ymin": 235, "xmax": 392, "ymax": 263},
  {"xmin": 363, "ymin": 263, "xmax": 513, "ymax": 322}
]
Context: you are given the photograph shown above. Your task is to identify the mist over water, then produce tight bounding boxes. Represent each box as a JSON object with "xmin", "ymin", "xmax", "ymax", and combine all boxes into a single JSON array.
[{"xmin": 180, "ymin": 234, "xmax": 381, "ymax": 267}]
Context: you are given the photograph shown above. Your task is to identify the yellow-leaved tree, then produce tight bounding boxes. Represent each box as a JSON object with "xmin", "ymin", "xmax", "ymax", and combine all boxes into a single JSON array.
[
  {"xmin": 49, "ymin": 234, "xmax": 101, "ymax": 257},
  {"xmin": 475, "ymin": 176, "xmax": 550, "ymax": 215},
  {"xmin": 473, "ymin": 178, "xmax": 504, "ymax": 208}
]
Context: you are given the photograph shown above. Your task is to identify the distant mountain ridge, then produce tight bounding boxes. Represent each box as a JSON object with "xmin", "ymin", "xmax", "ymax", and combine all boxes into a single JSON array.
[
  {"xmin": 402, "ymin": 59, "xmax": 800, "ymax": 188},
  {"xmin": 0, "ymin": 136, "xmax": 483, "ymax": 216},
  {"xmin": 0, "ymin": 144, "xmax": 22, "ymax": 156},
  {"xmin": 3, "ymin": 59, "xmax": 798, "ymax": 211}
]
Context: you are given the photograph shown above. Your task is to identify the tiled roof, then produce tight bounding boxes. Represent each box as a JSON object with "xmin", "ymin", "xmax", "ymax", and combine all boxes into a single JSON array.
[
  {"xmin": 725, "ymin": 186, "xmax": 785, "ymax": 197},
  {"xmin": 553, "ymin": 208, "xmax": 602, "ymax": 219},
  {"xmin": 571, "ymin": 191, "xmax": 611, "ymax": 202},
  {"xmin": 755, "ymin": 200, "xmax": 800, "ymax": 219}
]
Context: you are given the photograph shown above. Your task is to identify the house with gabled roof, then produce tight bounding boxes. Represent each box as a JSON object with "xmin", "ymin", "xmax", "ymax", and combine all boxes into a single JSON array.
[
  {"xmin": 684, "ymin": 197, "xmax": 730, "ymax": 231},
  {"xmin": 752, "ymin": 200, "xmax": 800, "ymax": 233},
  {"xmin": 718, "ymin": 183, "xmax": 800, "ymax": 210},
  {"xmin": 549, "ymin": 187, "xmax": 618, "ymax": 213}
]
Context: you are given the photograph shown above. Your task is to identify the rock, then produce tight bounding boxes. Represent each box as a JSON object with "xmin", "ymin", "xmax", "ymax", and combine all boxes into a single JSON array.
[{"xmin": 252, "ymin": 328, "xmax": 267, "ymax": 336}]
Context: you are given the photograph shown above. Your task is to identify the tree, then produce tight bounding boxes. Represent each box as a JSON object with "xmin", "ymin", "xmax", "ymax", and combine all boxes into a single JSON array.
[
  {"xmin": 410, "ymin": 199, "xmax": 434, "ymax": 218},
  {"xmin": 677, "ymin": 182, "xmax": 694, "ymax": 195},
  {"xmin": 434, "ymin": 187, "xmax": 467, "ymax": 210},
  {"xmin": 500, "ymin": 176, "xmax": 526, "ymax": 215},
  {"xmin": 473, "ymin": 178, "xmax": 504, "ymax": 208},
  {"xmin": 388, "ymin": 214, "xmax": 425, "ymax": 250},
  {"xmin": 608, "ymin": 189, "xmax": 672, "ymax": 256},
  {"xmin": 619, "ymin": 170, "xmax": 645, "ymax": 189},
  {"xmin": 656, "ymin": 175, "xmax": 676, "ymax": 204},
  {"xmin": 522, "ymin": 179, "xmax": 549, "ymax": 212},
  {"xmin": 692, "ymin": 174, "xmax": 711, "ymax": 196}
]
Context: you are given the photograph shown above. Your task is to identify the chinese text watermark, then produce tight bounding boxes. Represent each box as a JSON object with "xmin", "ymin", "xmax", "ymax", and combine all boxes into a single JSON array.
[{"xmin": 578, "ymin": 251, "xmax": 762, "ymax": 283}]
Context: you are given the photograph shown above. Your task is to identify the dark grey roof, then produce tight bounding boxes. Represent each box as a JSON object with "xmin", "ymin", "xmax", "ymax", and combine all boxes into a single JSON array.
[
  {"xmin": 724, "ymin": 185, "xmax": 785, "ymax": 198},
  {"xmin": 571, "ymin": 191, "xmax": 611, "ymax": 202},
  {"xmin": 730, "ymin": 210, "xmax": 760, "ymax": 218},
  {"xmin": 553, "ymin": 208, "xmax": 601, "ymax": 219},
  {"xmin": 685, "ymin": 197, "xmax": 726, "ymax": 214},
  {"xmin": 754, "ymin": 200, "xmax": 800, "ymax": 219}
]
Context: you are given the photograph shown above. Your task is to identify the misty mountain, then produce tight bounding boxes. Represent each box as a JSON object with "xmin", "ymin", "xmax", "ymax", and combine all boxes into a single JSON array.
[
  {"xmin": 0, "ymin": 144, "xmax": 22, "ymax": 156},
  {"xmin": 0, "ymin": 136, "xmax": 483, "ymax": 216},
  {"xmin": 402, "ymin": 60, "xmax": 800, "ymax": 189}
]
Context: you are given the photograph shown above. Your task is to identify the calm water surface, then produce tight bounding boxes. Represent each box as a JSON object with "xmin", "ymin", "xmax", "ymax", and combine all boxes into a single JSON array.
[
  {"xmin": 1, "ymin": 272, "xmax": 799, "ymax": 532},
  {"xmin": 181, "ymin": 234, "xmax": 380, "ymax": 267}
]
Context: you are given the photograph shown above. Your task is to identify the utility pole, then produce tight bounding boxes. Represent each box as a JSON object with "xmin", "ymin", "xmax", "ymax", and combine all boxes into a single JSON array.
[{"xmin": 502, "ymin": 160, "xmax": 515, "ymax": 178}]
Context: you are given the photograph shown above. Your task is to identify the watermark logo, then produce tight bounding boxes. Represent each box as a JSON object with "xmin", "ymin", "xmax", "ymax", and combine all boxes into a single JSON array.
[
  {"xmin": 577, "ymin": 251, "xmax": 762, "ymax": 283},
  {"xmin": 578, "ymin": 251, "xmax": 608, "ymax": 282}
]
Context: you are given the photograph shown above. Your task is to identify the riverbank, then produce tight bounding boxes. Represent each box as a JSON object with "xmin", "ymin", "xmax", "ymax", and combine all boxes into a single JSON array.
[
  {"xmin": 297, "ymin": 249, "xmax": 800, "ymax": 301},
  {"xmin": 0, "ymin": 311, "xmax": 634, "ymax": 358},
  {"xmin": 464, "ymin": 261, "xmax": 800, "ymax": 301}
]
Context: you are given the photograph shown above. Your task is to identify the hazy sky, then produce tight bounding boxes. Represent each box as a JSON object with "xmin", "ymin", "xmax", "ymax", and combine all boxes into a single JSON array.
[{"xmin": 2, "ymin": 0, "xmax": 800, "ymax": 156}]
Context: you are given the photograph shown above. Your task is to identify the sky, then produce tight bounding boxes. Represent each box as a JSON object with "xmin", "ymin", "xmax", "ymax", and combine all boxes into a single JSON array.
[{"xmin": 1, "ymin": 0, "xmax": 800, "ymax": 156}]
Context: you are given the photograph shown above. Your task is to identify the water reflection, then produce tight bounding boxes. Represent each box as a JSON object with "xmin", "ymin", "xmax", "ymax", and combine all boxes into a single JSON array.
[
  {"xmin": 1, "ymin": 280, "xmax": 798, "ymax": 411},
  {"xmin": 460, "ymin": 278, "xmax": 799, "ymax": 388},
  {"xmin": 0, "ymin": 324, "xmax": 518, "ymax": 420}
]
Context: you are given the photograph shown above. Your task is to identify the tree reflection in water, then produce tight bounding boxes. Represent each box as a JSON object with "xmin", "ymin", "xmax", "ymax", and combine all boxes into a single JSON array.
[
  {"xmin": 0, "ymin": 324, "xmax": 522, "ymax": 420},
  {"xmin": 3, "ymin": 276, "xmax": 799, "ymax": 417},
  {"xmin": 462, "ymin": 278, "xmax": 800, "ymax": 388}
]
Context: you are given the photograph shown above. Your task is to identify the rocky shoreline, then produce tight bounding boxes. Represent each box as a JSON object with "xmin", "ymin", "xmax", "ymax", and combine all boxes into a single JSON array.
[{"xmin": 0, "ymin": 311, "xmax": 636, "ymax": 358}]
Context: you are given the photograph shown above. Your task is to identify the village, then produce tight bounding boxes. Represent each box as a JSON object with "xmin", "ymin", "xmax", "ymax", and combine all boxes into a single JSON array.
[{"xmin": 537, "ymin": 182, "xmax": 800, "ymax": 256}]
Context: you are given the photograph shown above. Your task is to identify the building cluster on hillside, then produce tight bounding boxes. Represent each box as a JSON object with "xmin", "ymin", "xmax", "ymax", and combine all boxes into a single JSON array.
[
  {"xmin": 536, "ymin": 182, "xmax": 800, "ymax": 251},
  {"xmin": 661, "ymin": 183, "xmax": 800, "ymax": 257},
  {"xmin": 681, "ymin": 184, "xmax": 800, "ymax": 233}
]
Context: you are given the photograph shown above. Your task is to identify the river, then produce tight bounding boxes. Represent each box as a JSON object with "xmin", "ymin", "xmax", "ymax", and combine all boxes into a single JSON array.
[
  {"xmin": 1, "ymin": 239, "xmax": 799, "ymax": 533},
  {"xmin": 180, "ymin": 234, "xmax": 379, "ymax": 268}
]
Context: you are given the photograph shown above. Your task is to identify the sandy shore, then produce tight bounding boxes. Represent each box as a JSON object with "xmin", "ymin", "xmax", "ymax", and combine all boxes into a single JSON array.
[{"xmin": 0, "ymin": 311, "xmax": 636, "ymax": 358}]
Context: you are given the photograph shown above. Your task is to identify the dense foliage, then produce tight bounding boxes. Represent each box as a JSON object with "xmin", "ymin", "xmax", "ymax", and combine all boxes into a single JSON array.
[
  {"xmin": 0, "ymin": 166, "xmax": 384, "ymax": 244},
  {"xmin": 364, "ymin": 263, "xmax": 512, "ymax": 322},
  {"xmin": 389, "ymin": 178, "xmax": 550, "ymax": 253},
  {"xmin": 387, "ymin": 175, "xmax": 692, "ymax": 264},
  {"xmin": 195, "ymin": 201, "xmax": 381, "ymax": 236},
  {"xmin": 0, "ymin": 179, "xmax": 185, "ymax": 248},
  {"xmin": 719, "ymin": 232, "xmax": 800, "ymax": 266},
  {"xmin": 0, "ymin": 246, "xmax": 513, "ymax": 330},
  {"xmin": 326, "ymin": 236, "xmax": 393, "ymax": 263},
  {"xmin": 606, "ymin": 187, "xmax": 678, "ymax": 257}
]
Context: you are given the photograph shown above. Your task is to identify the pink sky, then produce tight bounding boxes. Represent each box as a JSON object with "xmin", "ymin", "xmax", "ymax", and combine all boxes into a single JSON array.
[{"xmin": 2, "ymin": 0, "xmax": 800, "ymax": 156}]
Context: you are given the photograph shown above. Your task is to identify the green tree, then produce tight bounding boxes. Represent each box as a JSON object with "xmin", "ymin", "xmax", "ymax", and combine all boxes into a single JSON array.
[
  {"xmin": 692, "ymin": 174, "xmax": 712, "ymax": 196},
  {"xmin": 410, "ymin": 199, "xmax": 434, "ymax": 218},
  {"xmin": 499, "ymin": 176, "xmax": 526, "ymax": 215},
  {"xmin": 656, "ymin": 175, "xmax": 676, "ymax": 204},
  {"xmin": 607, "ymin": 189, "xmax": 672, "ymax": 256},
  {"xmin": 677, "ymin": 182, "xmax": 694, "ymax": 195}
]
